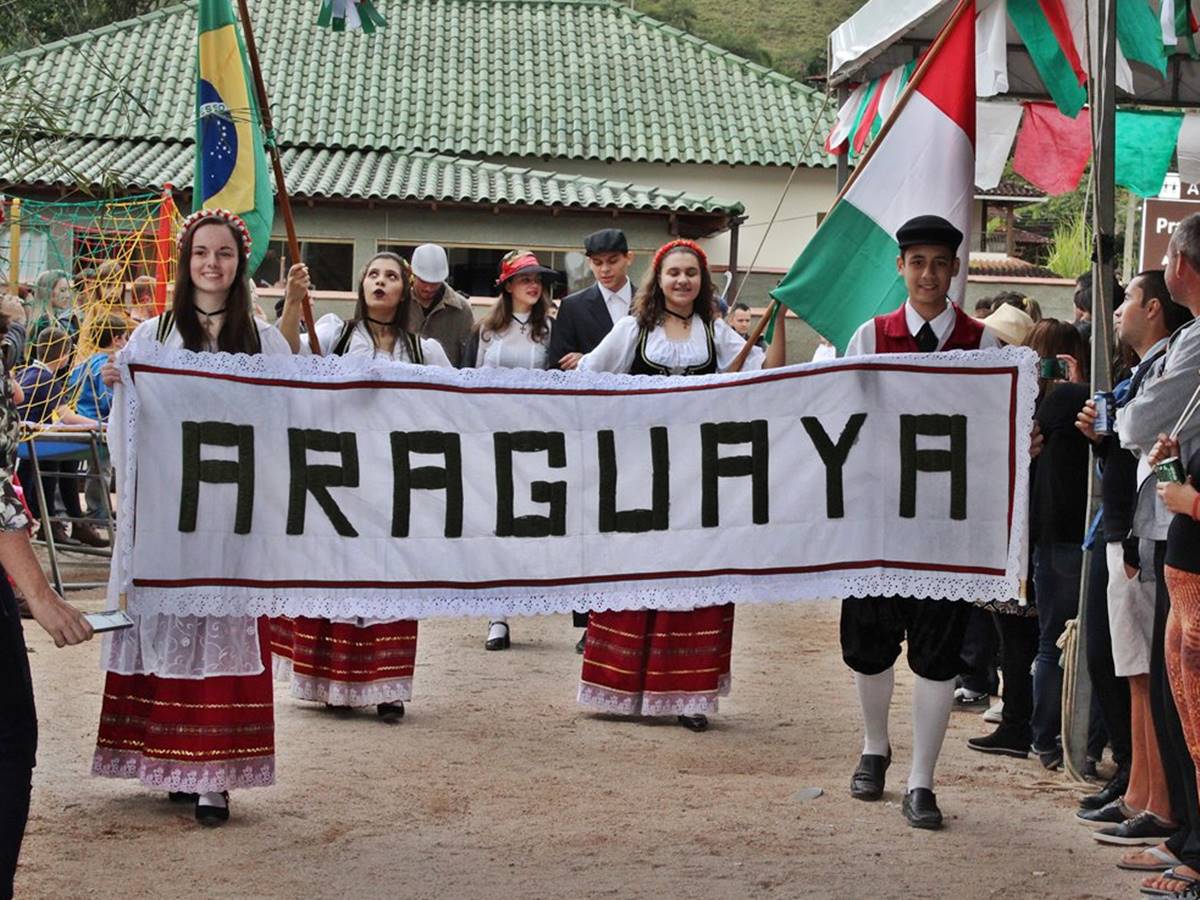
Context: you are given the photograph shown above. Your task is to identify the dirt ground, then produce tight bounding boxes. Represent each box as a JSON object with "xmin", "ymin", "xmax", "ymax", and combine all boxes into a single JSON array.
[{"xmin": 15, "ymin": 593, "xmax": 1140, "ymax": 900}]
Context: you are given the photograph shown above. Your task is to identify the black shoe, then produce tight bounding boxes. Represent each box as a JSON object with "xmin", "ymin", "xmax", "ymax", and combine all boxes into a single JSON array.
[
  {"xmin": 1092, "ymin": 811, "xmax": 1177, "ymax": 846},
  {"xmin": 485, "ymin": 621, "xmax": 510, "ymax": 651},
  {"xmin": 376, "ymin": 702, "xmax": 405, "ymax": 721},
  {"xmin": 678, "ymin": 714, "xmax": 708, "ymax": 732},
  {"xmin": 168, "ymin": 791, "xmax": 198, "ymax": 804},
  {"xmin": 1035, "ymin": 746, "xmax": 1062, "ymax": 770},
  {"xmin": 194, "ymin": 792, "xmax": 230, "ymax": 827},
  {"xmin": 901, "ymin": 788, "xmax": 944, "ymax": 830},
  {"xmin": 575, "ymin": 632, "xmax": 586, "ymax": 654},
  {"xmin": 1079, "ymin": 768, "xmax": 1130, "ymax": 810},
  {"xmin": 1076, "ymin": 799, "xmax": 1130, "ymax": 826},
  {"xmin": 850, "ymin": 750, "xmax": 891, "ymax": 801},
  {"xmin": 966, "ymin": 725, "xmax": 1031, "ymax": 758}
]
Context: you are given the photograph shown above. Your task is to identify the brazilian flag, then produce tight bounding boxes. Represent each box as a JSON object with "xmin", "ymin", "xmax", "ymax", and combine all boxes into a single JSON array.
[{"xmin": 194, "ymin": 0, "xmax": 274, "ymax": 272}]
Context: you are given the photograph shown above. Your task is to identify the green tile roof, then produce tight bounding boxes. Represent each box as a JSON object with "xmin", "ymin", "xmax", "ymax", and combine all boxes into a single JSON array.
[
  {"xmin": 7, "ymin": 138, "xmax": 744, "ymax": 216},
  {"xmin": 0, "ymin": 0, "xmax": 835, "ymax": 168}
]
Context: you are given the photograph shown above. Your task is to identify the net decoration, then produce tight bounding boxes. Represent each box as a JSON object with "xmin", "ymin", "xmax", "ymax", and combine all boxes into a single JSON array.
[
  {"xmin": 7, "ymin": 194, "xmax": 182, "ymax": 432},
  {"xmin": 316, "ymin": 0, "xmax": 386, "ymax": 32}
]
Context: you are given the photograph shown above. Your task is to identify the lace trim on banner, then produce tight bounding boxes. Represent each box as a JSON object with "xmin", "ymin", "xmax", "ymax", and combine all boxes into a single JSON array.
[
  {"xmin": 91, "ymin": 749, "xmax": 275, "ymax": 792},
  {"xmin": 111, "ymin": 345, "xmax": 1037, "ymax": 621},
  {"xmin": 273, "ymin": 656, "xmax": 413, "ymax": 706}
]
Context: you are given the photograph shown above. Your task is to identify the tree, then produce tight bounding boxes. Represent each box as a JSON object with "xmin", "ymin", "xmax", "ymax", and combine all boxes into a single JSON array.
[{"xmin": 0, "ymin": 0, "xmax": 169, "ymax": 55}]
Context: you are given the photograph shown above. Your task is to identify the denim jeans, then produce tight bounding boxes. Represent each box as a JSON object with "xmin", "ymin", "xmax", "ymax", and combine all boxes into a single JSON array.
[{"xmin": 1031, "ymin": 541, "xmax": 1084, "ymax": 752}]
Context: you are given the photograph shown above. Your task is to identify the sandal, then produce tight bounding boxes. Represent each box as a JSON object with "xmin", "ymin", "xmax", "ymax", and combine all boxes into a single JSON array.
[
  {"xmin": 1121, "ymin": 846, "xmax": 1182, "ymax": 872},
  {"xmin": 1142, "ymin": 867, "xmax": 1200, "ymax": 897}
]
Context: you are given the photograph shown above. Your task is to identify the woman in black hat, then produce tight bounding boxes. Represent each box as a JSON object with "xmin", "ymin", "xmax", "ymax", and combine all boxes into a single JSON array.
[{"xmin": 466, "ymin": 250, "xmax": 557, "ymax": 649}]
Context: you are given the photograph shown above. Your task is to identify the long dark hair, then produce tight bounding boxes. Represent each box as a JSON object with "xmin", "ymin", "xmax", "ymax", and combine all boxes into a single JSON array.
[
  {"xmin": 479, "ymin": 250, "xmax": 551, "ymax": 343},
  {"xmin": 352, "ymin": 252, "xmax": 417, "ymax": 350},
  {"xmin": 172, "ymin": 216, "xmax": 257, "ymax": 353},
  {"xmin": 632, "ymin": 244, "xmax": 716, "ymax": 329}
]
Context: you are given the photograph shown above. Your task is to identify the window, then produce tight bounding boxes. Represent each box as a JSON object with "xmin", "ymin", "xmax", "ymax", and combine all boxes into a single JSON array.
[
  {"xmin": 252, "ymin": 239, "xmax": 355, "ymax": 291},
  {"xmin": 378, "ymin": 243, "xmax": 587, "ymax": 298}
]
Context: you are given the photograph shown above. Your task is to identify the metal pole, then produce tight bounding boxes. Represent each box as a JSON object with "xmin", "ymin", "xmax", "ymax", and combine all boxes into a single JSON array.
[{"xmin": 1066, "ymin": 0, "xmax": 1117, "ymax": 780}]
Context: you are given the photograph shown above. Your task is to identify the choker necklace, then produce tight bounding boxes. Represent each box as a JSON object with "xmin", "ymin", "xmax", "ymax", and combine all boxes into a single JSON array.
[
  {"xmin": 365, "ymin": 316, "xmax": 394, "ymax": 327},
  {"xmin": 196, "ymin": 306, "xmax": 226, "ymax": 319},
  {"xmin": 663, "ymin": 307, "xmax": 692, "ymax": 325},
  {"xmin": 511, "ymin": 313, "xmax": 531, "ymax": 334}
]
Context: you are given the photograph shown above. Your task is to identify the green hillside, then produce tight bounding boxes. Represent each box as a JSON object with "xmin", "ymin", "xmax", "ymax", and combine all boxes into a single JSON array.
[{"xmin": 632, "ymin": 0, "xmax": 864, "ymax": 78}]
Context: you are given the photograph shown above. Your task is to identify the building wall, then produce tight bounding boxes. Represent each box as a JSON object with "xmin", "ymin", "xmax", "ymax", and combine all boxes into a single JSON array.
[{"xmin": 489, "ymin": 157, "xmax": 837, "ymax": 275}]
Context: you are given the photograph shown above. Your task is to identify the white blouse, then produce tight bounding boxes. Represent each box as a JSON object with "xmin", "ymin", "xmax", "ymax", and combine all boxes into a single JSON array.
[
  {"xmin": 308, "ymin": 312, "xmax": 452, "ymax": 367},
  {"xmin": 474, "ymin": 324, "xmax": 550, "ymax": 369},
  {"xmin": 130, "ymin": 314, "xmax": 294, "ymax": 356},
  {"xmin": 578, "ymin": 315, "xmax": 764, "ymax": 375}
]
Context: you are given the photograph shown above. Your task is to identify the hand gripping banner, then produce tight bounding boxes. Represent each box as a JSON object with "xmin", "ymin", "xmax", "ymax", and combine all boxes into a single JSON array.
[{"xmin": 109, "ymin": 344, "xmax": 1037, "ymax": 620}]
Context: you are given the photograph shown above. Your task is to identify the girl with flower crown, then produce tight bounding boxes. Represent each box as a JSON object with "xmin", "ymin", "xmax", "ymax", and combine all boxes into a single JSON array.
[
  {"xmin": 92, "ymin": 210, "xmax": 305, "ymax": 826},
  {"xmin": 576, "ymin": 239, "xmax": 787, "ymax": 731}
]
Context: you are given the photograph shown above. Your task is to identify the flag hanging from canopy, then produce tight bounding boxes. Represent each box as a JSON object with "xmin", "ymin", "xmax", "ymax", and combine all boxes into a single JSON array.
[
  {"xmin": 194, "ymin": 0, "xmax": 274, "ymax": 273},
  {"xmin": 773, "ymin": 0, "xmax": 976, "ymax": 353},
  {"xmin": 317, "ymin": 0, "xmax": 386, "ymax": 32}
]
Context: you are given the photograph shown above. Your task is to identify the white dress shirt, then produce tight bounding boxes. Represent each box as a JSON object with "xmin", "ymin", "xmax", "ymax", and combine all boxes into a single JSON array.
[
  {"xmin": 844, "ymin": 299, "xmax": 1000, "ymax": 357},
  {"xmin": 598, "ymin": 279, "xmax": 633, "ymax": 325}
]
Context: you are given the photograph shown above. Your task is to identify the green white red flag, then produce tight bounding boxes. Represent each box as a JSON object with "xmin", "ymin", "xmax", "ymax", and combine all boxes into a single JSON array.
[{"xmin": 773, "ymin": 0, "xmax": 975, "ymax": 352}]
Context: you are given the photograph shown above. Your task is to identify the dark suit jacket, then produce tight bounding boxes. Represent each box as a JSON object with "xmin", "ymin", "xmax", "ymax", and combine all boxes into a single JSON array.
[{"xmin": 547, "ymin": 283, "xmax": 617, "ymax": 369}]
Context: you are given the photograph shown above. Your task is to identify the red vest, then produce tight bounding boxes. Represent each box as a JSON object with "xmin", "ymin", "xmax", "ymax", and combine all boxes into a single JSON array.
[{"xmin": 872, "ymin": 303, "xmax": 985, "ymax": 354}]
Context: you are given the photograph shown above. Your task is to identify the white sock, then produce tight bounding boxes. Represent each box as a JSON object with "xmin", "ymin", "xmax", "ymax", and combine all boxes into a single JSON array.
[
  {"xmin": 855, "ymin": 668, "xmax": 894, "ymax": 756},
  {"xmin": 197, "ymin": 791, "xmax": 227, "ymax": 809},
  {"xmin": 908, "ymin": 675, "xmax": 955, "ymax": 792},
  {"xmin": 488, "ymin": 620, "xmax": 508, "ymax": 640}
]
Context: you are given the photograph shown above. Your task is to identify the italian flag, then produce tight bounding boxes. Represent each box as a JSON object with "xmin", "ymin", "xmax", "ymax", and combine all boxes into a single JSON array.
[
  {"xmin": 1008, "ymin": 0, "xmax": 1168, "ymax": 117},
  {"xmin": 771, "ymin": 0, "xmax": 975, "ymax": 353}
]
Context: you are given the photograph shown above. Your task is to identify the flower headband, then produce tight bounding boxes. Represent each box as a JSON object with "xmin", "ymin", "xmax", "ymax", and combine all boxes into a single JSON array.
[
  {"xmin": 652, "ymin": 239, "xmax": 708, "ymax": 271},
  {"xmin": 177, "ymin": 209, "xmax": 253, "ymax": 259}
]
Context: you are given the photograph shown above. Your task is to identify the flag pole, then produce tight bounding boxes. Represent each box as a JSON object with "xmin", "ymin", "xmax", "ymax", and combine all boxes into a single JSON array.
[
  {"xmin": 235, "ymin": 0, "xmax": 321, "ymax": 354},
  {"xmin": 726, "ymin": 0, "xmax": 974, "ymax": 373}
]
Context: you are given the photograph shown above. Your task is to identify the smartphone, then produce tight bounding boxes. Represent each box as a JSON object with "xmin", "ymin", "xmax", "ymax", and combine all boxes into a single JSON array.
[
  {"xmin": 1038, "ymin": 357, "xmax": 1067, "ymax": 380},
  {"xmin": 84, "ymin": 609, "xmax": 134, "ymax": 633}
]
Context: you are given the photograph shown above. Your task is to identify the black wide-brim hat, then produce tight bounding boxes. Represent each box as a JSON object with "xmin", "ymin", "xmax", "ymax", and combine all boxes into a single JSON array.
[{"xmin": 496, "ymin": 252, "xmax": 558, "ymax": 286}]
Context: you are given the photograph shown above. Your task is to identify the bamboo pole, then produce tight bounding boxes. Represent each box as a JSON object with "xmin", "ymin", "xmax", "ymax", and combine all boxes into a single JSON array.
[
  {"xmin": 235, "ymin": 0, "xmax": 320, "ymax": 354},
  {"xmin": 726, "ymin": 0, "xmax": 974, "ymax": 374},
  {"xmin": 7, "ymin": 198, "xmax": 20, "ymax": 294}
]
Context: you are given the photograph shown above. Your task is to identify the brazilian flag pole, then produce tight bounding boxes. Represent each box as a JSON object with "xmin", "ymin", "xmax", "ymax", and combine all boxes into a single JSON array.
[{"xmin": 196, "ymin": 0, "xmax": 320, "ymax": 352}]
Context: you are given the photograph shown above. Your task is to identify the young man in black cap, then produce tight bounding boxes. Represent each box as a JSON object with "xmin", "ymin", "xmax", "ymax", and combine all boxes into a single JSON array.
[
  {"xmin": 842, "ymin": 214, "xmax": 999, "ymax": 830},
  {"xmin": 548, "ymin": 228, "xmax": 635, "ymax": 649}
]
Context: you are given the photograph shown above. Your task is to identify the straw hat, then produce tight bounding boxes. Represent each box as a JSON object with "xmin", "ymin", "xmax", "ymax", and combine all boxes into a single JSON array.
[{"xmin": 982, "ymin": 302, "xmax": 1035, "ymax": 346}]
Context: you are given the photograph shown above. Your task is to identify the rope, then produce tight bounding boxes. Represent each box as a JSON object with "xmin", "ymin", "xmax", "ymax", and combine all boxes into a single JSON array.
[{"xmin": 730, "ymin": 89, "xmax": 833, "ymax": 307}]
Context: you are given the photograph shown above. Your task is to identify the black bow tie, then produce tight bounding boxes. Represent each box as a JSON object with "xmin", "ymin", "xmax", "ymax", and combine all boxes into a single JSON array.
[{"xmin": 915, "ymin": 322, "xmax": 938, "ymax": 353}]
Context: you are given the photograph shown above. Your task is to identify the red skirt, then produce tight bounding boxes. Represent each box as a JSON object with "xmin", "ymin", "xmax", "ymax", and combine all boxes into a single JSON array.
[
  {"xmin": 579, "ymin": 604, "xmax": 734, "ymax": 716},
  {"xmin": 92, "ymin": 619, "xmax": 274, "ymax": 792},
  {"xmin": 270, "ymin": 616, "xmax": 417, "ymax": 707}
]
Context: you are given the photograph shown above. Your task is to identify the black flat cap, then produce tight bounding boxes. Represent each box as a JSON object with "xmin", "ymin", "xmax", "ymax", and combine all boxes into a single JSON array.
[
  {"xmin": 584, "ymin": 228, "xmax": 629, "ymax": 255},
  {"xmin": 896, "ymin": 215, "xmax": 963, "ymax": 252}
]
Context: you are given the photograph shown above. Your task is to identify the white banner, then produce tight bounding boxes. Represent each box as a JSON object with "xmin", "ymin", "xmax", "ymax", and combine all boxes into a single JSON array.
[{"xmin": 111, "ymin": 345, "xmax": 1037, "ymax": 620}]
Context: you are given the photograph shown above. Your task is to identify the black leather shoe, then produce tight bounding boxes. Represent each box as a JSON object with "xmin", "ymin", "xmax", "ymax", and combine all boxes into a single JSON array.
[
  {"xmin": 575, "ymin": 632, "xmax": 586, "ymax": 654},
  {"xmin": 1079, "ymin": 768, "xmax": 1130, "ymax": 810},
  {"xmin": 194, "ymin": 792, "xmax": 230, "ymax": 827},
  {"xmin": 376, "ymin": 702, "xmax": 405, "ymax": 721},
  {"xmin": 902, "ymin": 788, "xmax": 943, "ymax": 830},
  {"xmin": 966, "ymin": 725, "xmax": 1030, "ymax": 758},
  {"xmin": 1076, "ymin": 799, "xmax": 1130, "ymax": 825},
  {"xmin": 1092, "ymin": 811, "xmax": 1176, "ymax": 846},
  {"xmin": 168, "ymin": 791, "xmax": 198, "ymax": 804},
  {"xmin": 485, "ymin": 621, "xmax": 510, "ymax": 651},
  {"xmin": 850, "ymin": 750, "xmax": 891, "ymax": 801},
  {"xmin": 678, "ymin": 714, "xmax": 708, "ymax": 732}
]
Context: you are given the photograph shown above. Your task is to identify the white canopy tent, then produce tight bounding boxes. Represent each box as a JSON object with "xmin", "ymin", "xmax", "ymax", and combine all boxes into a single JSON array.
[{"xmin": 826, "ymin": 0, "xmax": 1200, "ymax": 778}]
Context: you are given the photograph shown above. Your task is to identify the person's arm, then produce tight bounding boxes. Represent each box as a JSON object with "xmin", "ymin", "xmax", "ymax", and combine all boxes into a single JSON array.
[
  {"xmin": 548, "ymin": 299, "xmax": 581, "ymax": 370},
  {"xmin": 844, "ymin": 321, "xmax": 872, "ymax": 357},
  {"xmin": 764, "ymin": 308, "xmax": 786, "ymax": 369},
  {"xmin": 1120, "ymin": 328, "xmax": 1200, "ymax": 453},
  {"xmin": 275, "ymin": 263, "xmax": 310, "ymax": 354},
  {"xmin": 577, "ymin": 317, "xmax": 637, "ymax": 374},
  {"xmin": 0, "ymin": 526, "xmax": 91, "ymax": 646}
]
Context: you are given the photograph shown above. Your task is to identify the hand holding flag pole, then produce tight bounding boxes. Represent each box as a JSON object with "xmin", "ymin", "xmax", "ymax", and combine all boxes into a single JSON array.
[
  {"xmin": 726, "ymin": 0, "xmax": 974, "ymax": 372},
  {"xmin": 234, "ymin": 0, "xmax": 321, "ymax": 354}
]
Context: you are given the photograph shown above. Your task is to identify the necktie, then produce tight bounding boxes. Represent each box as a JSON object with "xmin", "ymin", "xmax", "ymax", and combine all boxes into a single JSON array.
[{"xmin": 915, "ymin": 322, "xmax": 938, "ymax": 353}]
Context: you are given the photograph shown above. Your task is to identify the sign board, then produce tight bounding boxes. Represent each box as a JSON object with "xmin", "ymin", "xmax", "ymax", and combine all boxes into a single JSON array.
[{"xmin": 1141, "ymin": 173, "xmax": 1200, "ymax": 270}]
